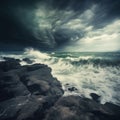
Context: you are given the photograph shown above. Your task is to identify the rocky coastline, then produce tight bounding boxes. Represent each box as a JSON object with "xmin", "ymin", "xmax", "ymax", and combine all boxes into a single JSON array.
[{"xmin": 0, "ymin": 57, "xmax": 120, "ymax": 120}]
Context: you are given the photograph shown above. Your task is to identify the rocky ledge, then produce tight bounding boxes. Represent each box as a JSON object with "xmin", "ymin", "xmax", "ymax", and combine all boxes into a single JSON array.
[{"xmin": 0, "ymin": 58, "xmax": 120, "ymax": 120}]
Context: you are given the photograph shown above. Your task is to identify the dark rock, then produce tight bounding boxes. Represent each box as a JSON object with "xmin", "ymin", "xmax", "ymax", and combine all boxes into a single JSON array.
[
  {"xmin": 20, "ymin": 64, "xmax": 63, "ymax": 97},
  {"xmin": 65, "ymin": 83, "xmax": 69, "ymax": 86},
  {"xmin": 0, "ymin": 96, "xmax": 46, "ymax": 120},
  {"xmin": 45, "ymin": 96, "xmax": 120, "ymax": 120},
  {"xmin": 0, "ymin": 57, "xmax": 20, "ymax": 72},
  {"xmin": 0, "ymin": 58, "xmax": 120, "ymax": 120},
  {"xmin": 0, "ymin": 58, "xmax": 63, "ymax": 120},
  {"xmin": 105, "ymin": 102, "xmax": 120, "ymax": 114},
  {"xmin": 26, "ymin": 64, "xmax": 48, "ymax": 72},
  {"xmin": 3, "ymin": 57, "xmax": 21, "ymax": 63},
  {"xmin": 22, "ymin": 58, "xmax": 34, "ymax": 64},
  {"xmin": 90, "ymin": 93, "xmax": 101, "ymax": 103},
  {"xmin": 104, "ymin": 102, "xmax": 120, "ymax": 119},
  {"xmin": 68, "ymin": 87, "xmax": 77, "ymax": 92},
  {"xmin": 0, "ymin": 75, "xmax": 30, "ymax": 102}
]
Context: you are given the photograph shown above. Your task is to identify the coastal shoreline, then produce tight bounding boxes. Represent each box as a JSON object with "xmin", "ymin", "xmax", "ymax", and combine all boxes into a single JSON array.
[{"xmin": 0, "ymin": 57, "xmax": 120, "ymax": 120}]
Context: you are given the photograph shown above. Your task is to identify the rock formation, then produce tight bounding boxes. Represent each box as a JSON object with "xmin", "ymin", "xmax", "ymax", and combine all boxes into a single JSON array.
[{"xmin": 0, "ymin": 58, "xmax": 120, "ymax": 120}]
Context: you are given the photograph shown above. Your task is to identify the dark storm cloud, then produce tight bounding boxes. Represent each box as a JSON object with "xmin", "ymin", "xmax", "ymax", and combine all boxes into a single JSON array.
[
  {"xmin": 0, "ymin": 0, "xmax": 120, "ymax": 51},
  {"xmin": 0, "ymin": 0, "xmax": 46, "ymax": 50},
  {"xmin": 90, "ymin": 0, "xmax": 120, "ymax": 28}
]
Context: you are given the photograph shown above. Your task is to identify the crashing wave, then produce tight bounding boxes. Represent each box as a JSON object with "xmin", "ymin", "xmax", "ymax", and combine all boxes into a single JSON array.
[{"xmin": 0, "ymin": 48, "xmax": 120, "ymax": 106}]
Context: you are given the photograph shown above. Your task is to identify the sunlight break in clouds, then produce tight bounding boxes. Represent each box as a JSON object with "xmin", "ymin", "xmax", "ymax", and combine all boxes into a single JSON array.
[
  {"xmin": 63, "ymin": 19, "xmax": 120, "ymax": 52},
  {"xmin": 63, "ymin": 5, "xmax": 96, "ymax": 30},
  {"xmin": 34, "ymin": 3, "xmax": 120, "ymax": 52},
  {"xmin": 15, "ymin": 2, "xmax": 120, "ymax": 52}
]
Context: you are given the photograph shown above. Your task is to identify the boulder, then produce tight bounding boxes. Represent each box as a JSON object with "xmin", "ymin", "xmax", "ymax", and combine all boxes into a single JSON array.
[
  {"xmin": 0, "ymin": 57, "xmax": 20, "ymax": 72},
  {"xmin": 90, "ymin": 93, "xmax": 101, "ymax": 103},
  {"xmin": 0, "ymin": 58, "xmax": 64, "ymax": 120},
  {"xmin": 22, "ymin": 58, "xmax": 34, "ymax": 64},
  {"xmin": 45, "ymin": 96, "xmax": 120, "ymax": 120},
  {"xmin": 68, "ymin": 87, "xmax": 78, "ymax": 92},
  {"xmin": 0, "ymin": 58, "xmax": 120, "ymax": 120}
]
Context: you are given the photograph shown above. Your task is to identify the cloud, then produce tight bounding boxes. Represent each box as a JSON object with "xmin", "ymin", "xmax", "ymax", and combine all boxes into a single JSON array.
[
  {"xmin": 0, "ymin": 0, "xmax": 120, "ymax": 51},
  {"xmin": 61, "ymin": 5, "xmax": 96, "ymax": 30},
  {"xmin": 63, "ymin": 19, "xmax": 120, "ymax": 52}
]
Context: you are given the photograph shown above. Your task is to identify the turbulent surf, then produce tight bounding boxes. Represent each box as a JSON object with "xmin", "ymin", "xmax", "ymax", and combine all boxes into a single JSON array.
[{"xmin": 0, "ymin": 48, "xmax": 120, "ymax": 106}]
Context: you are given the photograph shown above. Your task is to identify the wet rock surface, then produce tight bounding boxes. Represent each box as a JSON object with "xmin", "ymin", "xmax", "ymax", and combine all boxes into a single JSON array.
[
  {"xmin": 0, "ymin": 58, "xmax": 63, "ymax": 120},
  {"xmin": 45, "ymin": 96, "xmax": 120, "ymax": 120},
  {"xmin": 68, "ymin": 87, "xmax": 78, "ymax": 92},
  {"xmin": 0, "ymin": 58, "xmax": 120, "ymax": 120},
  {"xmin": 90, "ymin": 93, "xmax": 101, "ymax": 103},
  {"xmin": 22, "ymin": 58, "xmax": 34, "ymax": 64}
]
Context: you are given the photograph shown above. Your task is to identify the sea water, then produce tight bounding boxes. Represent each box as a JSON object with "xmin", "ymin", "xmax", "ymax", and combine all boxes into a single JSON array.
[{"xmin": 0, "ymin": 48, "xmax": 120, "ymax": 106}]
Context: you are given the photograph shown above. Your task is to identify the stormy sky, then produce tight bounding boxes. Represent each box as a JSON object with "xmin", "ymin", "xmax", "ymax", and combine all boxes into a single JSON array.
[{"xmin": 0, "ymin": 0, "xmax": 120, "ymax": 51}]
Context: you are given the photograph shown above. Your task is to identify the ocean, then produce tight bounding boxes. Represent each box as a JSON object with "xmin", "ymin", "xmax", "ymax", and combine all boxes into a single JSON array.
[{"xmin": 0, "ymin": 48, "xmax": 120, "ymax": 106}]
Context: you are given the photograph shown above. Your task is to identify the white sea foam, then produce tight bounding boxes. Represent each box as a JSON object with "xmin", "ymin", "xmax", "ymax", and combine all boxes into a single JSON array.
[{"xmin": 0, "ymin": 49, "xmax": 120, "ymax": 105}]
